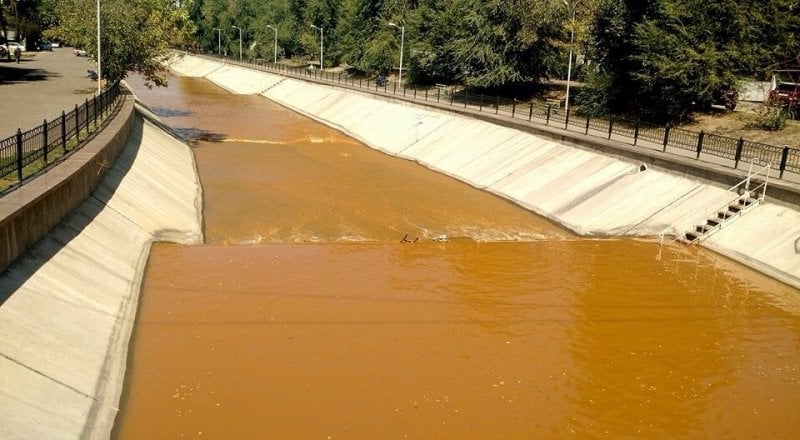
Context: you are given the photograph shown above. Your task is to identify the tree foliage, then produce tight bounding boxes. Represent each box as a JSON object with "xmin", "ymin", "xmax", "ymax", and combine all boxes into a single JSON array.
[
  {"xmin": 43, "ymin": 0, "xmax": 194, "ymax": 85},
  {"xmin": 31, "ymin": 0, "xmax": 800, "ymax": 118},
  {"xmin": 581, "ymin": 0, "xmax": 800, "ymax": 121}
]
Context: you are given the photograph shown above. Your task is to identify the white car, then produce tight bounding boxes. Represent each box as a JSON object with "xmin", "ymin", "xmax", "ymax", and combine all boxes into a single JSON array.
[
  {"xmin": 2, "ymin": 42, "xmax": 26, "ymax": 53},
  {"xmin": 73, "ymin": 48, "xmax": 87, "ymax": 57}
]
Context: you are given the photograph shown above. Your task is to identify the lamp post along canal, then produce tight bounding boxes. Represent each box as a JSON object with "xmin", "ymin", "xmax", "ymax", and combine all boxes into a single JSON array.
[
  {"xmin": 232, "ymin": 25, "xmax": 242, "ymax": 61},
  {"xmin": 213, "ymin": 27, "xmax": 221, "ymax": 56},
  {"xmin": 388, "ymin": 22, "xmax": 405, "ymax": 85},
  {"xmin": 96, "ymin": 0, "xmax": 101, "ymax": 94},
  {"xmin": 311, "ymin": 25, "xmax": 324, "ymax": 70},
  {"xmin": 563, "ymin": 0, "xmax": 577, "ymax": 114},
  {"xmin": 266, "ymin": 25, "xmax": 278, "ymax": 64}
]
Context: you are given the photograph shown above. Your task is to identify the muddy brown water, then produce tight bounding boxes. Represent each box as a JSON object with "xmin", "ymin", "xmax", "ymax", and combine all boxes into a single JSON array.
[{"xmin": 116, "ymin": 75, "xmax": 800, "ymax": 439}]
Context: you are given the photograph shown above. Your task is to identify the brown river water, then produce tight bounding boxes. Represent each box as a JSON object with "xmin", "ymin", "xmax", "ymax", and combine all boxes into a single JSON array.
[{"xmin": 115, "ymin": 75, "xmax": 800, "ymax": 439}]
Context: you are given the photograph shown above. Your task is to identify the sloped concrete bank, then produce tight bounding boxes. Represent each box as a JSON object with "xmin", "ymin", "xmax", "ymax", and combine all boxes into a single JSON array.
[
  {"xmin": 170, "ymin": 54, "xmax": 800, "ymax": 288},
  {"xmin": 0, "ymin": 102, "xmax": 203, "ymax": 439}
]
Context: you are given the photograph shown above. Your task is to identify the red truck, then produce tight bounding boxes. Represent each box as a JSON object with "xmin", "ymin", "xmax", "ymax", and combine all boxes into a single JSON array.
[{"xmin": 769, "ymin": 70, "xmax": 800, "ymax": 113}]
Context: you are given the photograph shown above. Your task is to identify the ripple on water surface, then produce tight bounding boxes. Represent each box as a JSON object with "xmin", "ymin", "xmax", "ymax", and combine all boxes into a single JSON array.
[
  {"xmin": 116, "ymin": 74, "xmax": 800, "ymax": 439},
  {"xmin": 117, "ymin": 241, "xmax": 800, "ymax": 439}
]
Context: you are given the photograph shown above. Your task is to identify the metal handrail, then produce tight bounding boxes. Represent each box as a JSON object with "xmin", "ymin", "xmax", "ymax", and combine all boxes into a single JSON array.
[
  {"xmin": 0, "ymin": 82, "xmax": 122, "ymax": 186},
  {"xmin": 658, "ymin": 162, "xmax": 771, "ymax": 245}
]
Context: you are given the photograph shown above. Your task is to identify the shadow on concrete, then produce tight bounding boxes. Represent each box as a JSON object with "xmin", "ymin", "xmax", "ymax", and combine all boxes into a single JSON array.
[
  {"xmin": 0, "ymin": 114, "xmax": 142, "ymax": 307},
  {"xmin": 0, "ymin": 65, "xmax": 57, "ymax": 84},
  {"xmin": 173, "ymin": 126, "xmax": 226, "ymax": 143}
]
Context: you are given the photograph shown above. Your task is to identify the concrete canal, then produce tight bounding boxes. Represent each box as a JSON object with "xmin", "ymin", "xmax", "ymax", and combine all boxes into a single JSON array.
[{"xmin": 114, "ymin": 74, "xmax": 800, "ymax": 439}]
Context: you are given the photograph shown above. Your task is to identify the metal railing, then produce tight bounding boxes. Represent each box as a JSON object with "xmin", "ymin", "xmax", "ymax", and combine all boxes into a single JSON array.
[
  {"xmin": 658, "ymin": 162, "xmax": 772, "ymax": 245},
  {"xmin": 0, "ymin": 82, "xmax": 123, "ymax": 187},
  {"xmin": 206, "ymin": 54, "xmax": 800, "ymax": 181}
]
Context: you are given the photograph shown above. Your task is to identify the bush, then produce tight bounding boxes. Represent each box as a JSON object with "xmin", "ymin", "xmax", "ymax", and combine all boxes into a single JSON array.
[
  {"xmin": 749, "ymin": 105, "xmax": 793, "ymax": 131},
  {"xmin": 576, "ymin": 70, "xmax": 613, "ymax": 117}
]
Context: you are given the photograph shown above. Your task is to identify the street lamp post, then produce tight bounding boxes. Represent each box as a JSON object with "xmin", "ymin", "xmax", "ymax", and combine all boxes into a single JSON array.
[
  {"xmin": 310, "ymin": 25, "xmax": 324, "ymax": 70},
  {"xmin": 388, "ymin": 22, "xmax": 405, "ymax": 85},
  {"xmin": 563, "ymin": 0, "xmax": 577, "ymax": 114},
  {"xmin": 96, "ymin": 0, "xmax": 101, "ymax": 94},
  {"xmin": 266, "ymin": 25, "xmax": 277, "ymax": 64},
  {"xmin": 231, "ymin": 25, "xmax": 242, "ymax": 61},
  {"xmin": 212, "ymin": 27, "xmax": 221, "ymax": 56}
]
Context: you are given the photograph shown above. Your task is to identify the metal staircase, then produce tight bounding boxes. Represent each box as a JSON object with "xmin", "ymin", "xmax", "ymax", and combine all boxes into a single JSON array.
[{"xmin": 659, "ymin": 163, "xmax": 771, "ymax": 245}]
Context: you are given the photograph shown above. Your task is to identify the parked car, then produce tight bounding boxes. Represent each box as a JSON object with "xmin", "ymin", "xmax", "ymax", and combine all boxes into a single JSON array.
[
  {"xmin": 35, "ymin": 40, "xmax": 53, "ymax": 51},
  {"xmin": 73, "ymin": 48, "xmax": 87, "ymax": 57},
  {"xmin": 1, "ymin": 42, "xmax": 25, "ymax": 53}
]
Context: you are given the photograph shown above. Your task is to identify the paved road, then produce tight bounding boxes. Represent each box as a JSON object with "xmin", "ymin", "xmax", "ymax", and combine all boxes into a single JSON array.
[{"xmin": 0, "ymin": 47, "xmax": 100, "ymax": 139}]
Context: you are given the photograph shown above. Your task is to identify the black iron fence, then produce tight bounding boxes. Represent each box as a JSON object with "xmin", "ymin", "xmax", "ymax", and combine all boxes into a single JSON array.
[
  {"xmin": 208, "ymin": 55, "xmax": 800, "ymax": 179},
  {"xmin": 0, "ymin": 82, "xmax": 123, "ymax": 186}
]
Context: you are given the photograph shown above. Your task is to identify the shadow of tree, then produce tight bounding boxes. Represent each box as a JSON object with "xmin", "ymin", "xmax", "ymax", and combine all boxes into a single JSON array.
[{"xmin": 0, "ymin": 65, "xmax": 56, "ymax": 84}]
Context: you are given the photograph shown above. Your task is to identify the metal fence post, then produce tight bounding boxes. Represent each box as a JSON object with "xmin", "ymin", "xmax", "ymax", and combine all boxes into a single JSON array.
[
  {"xmin": 16, "ymin": 129, "xmax": 23, "ymax": 181},
  {"xmin": 608, "ymin": 116, "xmax": 614, "ymax": 140},
  {"xmin": 437, "ymin": 88, "xmax": 440, "ymax": 103},
  {"xmin": 696, "ymin": 130, "xmax": 704, "ymax": 159},
  {"xmin": 61, "ymin": 111, "xmax": 67, "ymax": 152},
  {"xmin": 529, "ymin": 102, "xmax": 534, "ymax": 121},
  {"xmin": 84, "ymin": 99, "xmax": 89, "ymax": 132},
  {"xmin": 479, "ymin": 94, "xmax": 484, "ymax": 112},
  {"xmin": 564, "ymin": 107, "xmax": 570, "ymax": 130},
  {"xmin": 75, "ymin": 104, "xmax": 80, "ymax": 143},
  {"xmin": 546, "ymin": 105, "xmax": 551, "ymax": 125},
  {"xmin": 734, "ymin": 137, "xmax": 744, "ymax": 168},
  {"xmin": 779, "ymin": 145, "xmax": 789, "ymax": 179},
  {"xmin": 662, "ymin": 123, "xmax": 670, "ymax": 152},
  {"xmin": 495, "ymin": 96, "xmax": 499, "ymax": 114},
  {"xmin": 511, "ymin": 99, "xmax": 516, "ymax": 118},
  {"xmin": 42, "ymin": 119, "xmax": 48, "ymax": 164},
  {"xmin": 93, "ymin": 95, "xmax": 98, "ymax": 127},
  {"xmin": 585, "ymin": 115, "xmax": 590, "ymax": 135},
  {"xmin": 633, "ymin": 119, "xmax": 640, "ymax": 146}
]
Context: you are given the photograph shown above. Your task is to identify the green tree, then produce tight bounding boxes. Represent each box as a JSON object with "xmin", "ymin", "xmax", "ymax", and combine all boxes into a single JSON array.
[
  {"xmin": 45, "ymin": 0, "xmax": 194, "ymax": 86},
  {"xmin": 408, "ymin": 0, "xmax": 563, "ymax": 88},
  {"xmin": 581, "ymin": 0, "xmax": 800, "ymax": 121}
]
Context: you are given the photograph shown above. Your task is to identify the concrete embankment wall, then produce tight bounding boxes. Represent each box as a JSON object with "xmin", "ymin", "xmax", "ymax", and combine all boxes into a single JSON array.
[
  {"xmin": 170, "ymin": 55, "xmax": 800, "ymax": 288},
  {"xmin": 0, "ymin": 103, "xmax": 203, "ymax": 439},
  {"xmin": 0, "ymin": 99, "xmax": 136, "ymax": 274}
]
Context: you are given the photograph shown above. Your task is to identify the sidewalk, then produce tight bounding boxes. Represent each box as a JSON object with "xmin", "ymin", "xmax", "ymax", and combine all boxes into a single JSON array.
[{"xmin": 0, "ymin": 47, "xmax": 99, "ymax": 139}]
